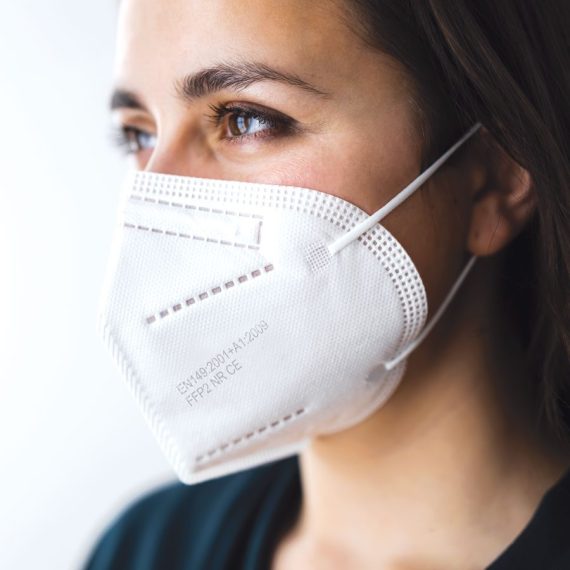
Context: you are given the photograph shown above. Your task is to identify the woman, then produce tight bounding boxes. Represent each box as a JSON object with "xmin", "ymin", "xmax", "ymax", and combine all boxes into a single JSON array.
[{"xmin": 84, "ymin": 0, "xmax": 570, "ymax": 568}]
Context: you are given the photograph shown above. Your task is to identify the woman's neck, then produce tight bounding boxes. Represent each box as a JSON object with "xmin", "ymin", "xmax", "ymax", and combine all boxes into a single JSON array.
[{"xmin": 273, "ymin": 258, "xmax": 570, "ymax": 569}]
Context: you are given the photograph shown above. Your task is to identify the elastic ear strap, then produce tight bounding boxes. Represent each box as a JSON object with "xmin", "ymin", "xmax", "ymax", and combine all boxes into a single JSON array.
[
  {"xmin": 382, "ymin": 254, "xmax": 478, "ymax": 371},
  {"xmin": 327, "ymin": 123, "xmax": 482, "ymax": 256}
]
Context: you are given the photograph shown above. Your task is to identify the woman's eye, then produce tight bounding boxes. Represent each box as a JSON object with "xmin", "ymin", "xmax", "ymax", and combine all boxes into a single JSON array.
[
  {"xmin": 110, "ymin": 125, "xmax": 157, "ymax": 155},
  {"xmin": 207, "ymin": 103, "xmax": 297, "ymax": 142}
]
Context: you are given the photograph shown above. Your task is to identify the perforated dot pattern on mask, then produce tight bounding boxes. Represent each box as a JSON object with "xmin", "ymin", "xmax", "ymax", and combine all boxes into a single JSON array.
[
  {"xmin": 358, "ymin": 227, "xmax": 428, "ymax": 346},
  {"xmin": 130, "ymin": 193, "xmax": 264, "ymax": 219},
  {"xmin": 145, "ymin": 263, "xmax": 275, "ymax": 325},
  {"xmin": 195, "ymin": 407, "xmax": 306, "ymax": 464},
  {"xmin": 123, "ymin": 222, "xmax": 260, "ymax": 250}
]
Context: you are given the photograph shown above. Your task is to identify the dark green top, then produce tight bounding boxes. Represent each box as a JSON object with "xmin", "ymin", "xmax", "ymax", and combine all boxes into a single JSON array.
[{"xmin": 82, "ymin": 455, "xmax": 570, "ymax": 570}]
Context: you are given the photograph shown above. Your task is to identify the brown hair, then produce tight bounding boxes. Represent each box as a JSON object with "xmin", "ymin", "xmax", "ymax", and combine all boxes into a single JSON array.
[{"xmin": 343, "ymin": 1, "xmax": 570, "ymax": 440}]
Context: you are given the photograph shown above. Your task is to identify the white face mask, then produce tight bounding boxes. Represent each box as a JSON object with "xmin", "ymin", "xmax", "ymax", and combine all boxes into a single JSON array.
[{"xmin": 98, "ymin": 124, "xmax": 481, "ymax": 484}]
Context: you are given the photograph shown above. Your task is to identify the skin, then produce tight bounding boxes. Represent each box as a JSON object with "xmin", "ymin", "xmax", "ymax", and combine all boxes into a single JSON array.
[{"xmin": 111, "ymin": 1, "xmax": 570, "ymax": 568}]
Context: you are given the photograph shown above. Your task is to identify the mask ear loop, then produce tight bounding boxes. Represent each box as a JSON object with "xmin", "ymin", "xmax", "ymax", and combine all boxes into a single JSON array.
[
  {"xmin": 327, "ymin": 123, "xmax": 482, "ymax": 256},
  {"xmin": 324, "ymin": 122, "xmax": 482, "ymax": 371}
]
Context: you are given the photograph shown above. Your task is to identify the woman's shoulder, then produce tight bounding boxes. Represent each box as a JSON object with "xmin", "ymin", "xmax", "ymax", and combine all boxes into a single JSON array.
[
  {"xmin": 81, "ymin": 455, "xmax": 300, "ymax": 570},
  {"xmin": 81, "ymin": 476, "xmax": 233, "ymax": 570},
  {"xmin": 488, "ymin": 466, "xmax": 570, "ymax": 570}
]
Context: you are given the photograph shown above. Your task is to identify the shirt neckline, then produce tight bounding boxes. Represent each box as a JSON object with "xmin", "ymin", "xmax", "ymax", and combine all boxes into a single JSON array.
[{"xmin": 485, "ymin": 465, "xmax": 570, "ymax": 569}]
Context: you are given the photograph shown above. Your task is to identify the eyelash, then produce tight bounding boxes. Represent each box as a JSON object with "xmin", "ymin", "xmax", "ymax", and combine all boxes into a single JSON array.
[{"xmin": 109, "ymin": 103, "xmax": 297, "ymax": 155}]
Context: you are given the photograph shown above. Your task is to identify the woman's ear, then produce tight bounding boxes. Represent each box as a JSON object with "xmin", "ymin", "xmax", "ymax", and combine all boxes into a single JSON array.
[{"xmin": 467, "ymin": 130, "xmax": 536, "ymax": 257}]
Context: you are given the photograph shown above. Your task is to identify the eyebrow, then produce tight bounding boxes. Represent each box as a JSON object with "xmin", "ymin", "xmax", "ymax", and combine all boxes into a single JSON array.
[
  {"xmin": 109, "ymin": 89, "xmax": 144, "ymax": 111},
  {"xmin": 109, "ymin": 60, "xmax": 329, "ymax": 111}
]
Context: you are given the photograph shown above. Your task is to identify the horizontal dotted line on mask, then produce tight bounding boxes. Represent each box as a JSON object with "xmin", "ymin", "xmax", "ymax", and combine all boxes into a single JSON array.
[
  {"xmin": 195, "ymin": 408, "xmax": 306, "ymax": 464},
  {"xmin": 146, "ymin": 263, "xmax": 275, "ymax": 325},
  {"xmin": 124, "ymin": 222, "xmax": 260, "ymax": 250},
  {"xmin": 130, "ymin": 194, "xmax": 264, "ymax": 219}
]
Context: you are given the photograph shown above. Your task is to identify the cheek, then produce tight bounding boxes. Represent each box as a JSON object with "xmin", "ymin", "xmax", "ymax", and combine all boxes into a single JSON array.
[
  {"xmin": 239, "ymin": 128, "xmax": 421, "ymax": 214},
  {"xmin": 301, "ymin": 116, "xmax": 423, "ymax": 215},
  {"xmin": 392, "ymin": 173, "xmax": 472, "ymax": 320}
]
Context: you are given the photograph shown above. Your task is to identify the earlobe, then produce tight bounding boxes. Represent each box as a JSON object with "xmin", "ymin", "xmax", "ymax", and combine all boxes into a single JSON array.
[{"xmin": 467, "ymin": 134, "xmax": 536, "ymax": 257}]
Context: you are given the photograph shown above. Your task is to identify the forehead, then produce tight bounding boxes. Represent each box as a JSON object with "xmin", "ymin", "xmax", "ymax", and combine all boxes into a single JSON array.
[
  {"xmin": 114, "ymin": 0, "xmax": 403, "ymax": 98},
  {"xmin": 117, "ymin": 0, "xmax": 344, "ymax": 64}
]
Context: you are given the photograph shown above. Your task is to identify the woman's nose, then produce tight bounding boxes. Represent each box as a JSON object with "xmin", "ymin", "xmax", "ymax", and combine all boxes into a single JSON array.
[
  {"xmin": 143, "ymin": 133, "xmax": 212, "ymax": 178},
  {"xmin": 144, "ymin": 146, "xmax": 189, "ymax": 176}
]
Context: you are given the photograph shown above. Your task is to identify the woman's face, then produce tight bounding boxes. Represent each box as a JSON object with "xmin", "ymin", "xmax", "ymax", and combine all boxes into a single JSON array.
[{"xmin": 111, "ymin": 0, "xmax": 474, "ymax": 311}]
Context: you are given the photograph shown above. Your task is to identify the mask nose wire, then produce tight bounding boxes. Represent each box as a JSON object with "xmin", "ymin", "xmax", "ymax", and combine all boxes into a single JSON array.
[{"xmin": 326, "ymin": 122, "xmax": 482, "ymax": 256}]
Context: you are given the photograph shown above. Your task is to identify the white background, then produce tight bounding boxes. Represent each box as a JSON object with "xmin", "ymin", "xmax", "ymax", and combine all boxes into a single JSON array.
[{"xmin": 0, "ymin": 2, "xmax": 175, "ymax": 569}]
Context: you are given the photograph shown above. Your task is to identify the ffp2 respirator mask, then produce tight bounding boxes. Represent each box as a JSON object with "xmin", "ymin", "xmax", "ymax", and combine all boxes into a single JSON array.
[{"xmin": 98, "ymin": 123, "xmax": 480, "ymax": 484}]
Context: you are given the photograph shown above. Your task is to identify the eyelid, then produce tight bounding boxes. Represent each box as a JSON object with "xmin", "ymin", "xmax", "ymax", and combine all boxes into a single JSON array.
[
  {"xmin": 223, "ymin": 100, "xmax": 293, "ymax": 118},
  {"xmin": 111, "ymin": 108, "xmax": 155, "ymax": 131},
  {"xmin": 206, "ymin": 101, "xmax": 300, "ymax": 144},
  {"xmin": 207, "ymin": 101, "xmax": 290, "ymax": 124}
]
